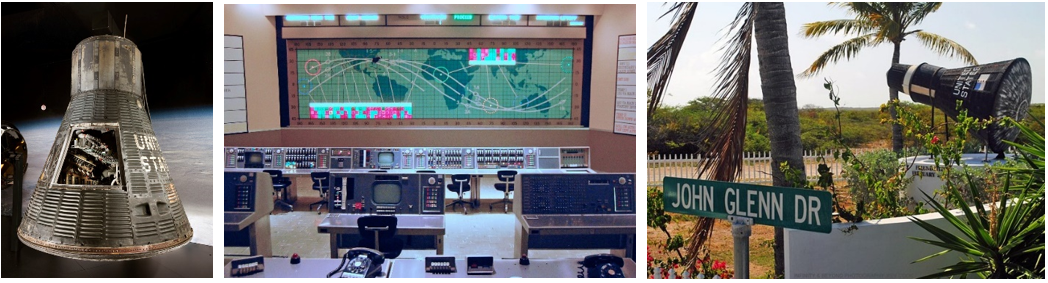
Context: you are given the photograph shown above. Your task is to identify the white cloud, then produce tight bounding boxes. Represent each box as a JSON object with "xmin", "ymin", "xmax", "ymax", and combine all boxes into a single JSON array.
[{"xmin": 964, "ymin": 21, "xmax": 976, "ymax": 30}]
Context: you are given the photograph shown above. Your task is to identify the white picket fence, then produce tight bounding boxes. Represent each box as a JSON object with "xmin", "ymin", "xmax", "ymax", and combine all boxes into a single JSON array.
[
  {"xmin": 650, "ymin": 267, "xmax": 723, "ymax": 279},
  {"xmin": 647, "ymin": 149, "xmax": 876, "ymax": 187}
]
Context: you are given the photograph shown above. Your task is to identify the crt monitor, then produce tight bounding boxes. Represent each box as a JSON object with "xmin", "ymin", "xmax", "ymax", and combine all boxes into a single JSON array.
[
  {"xmin": 377, "ymin": 151, "xmax": 394, "ymax": 168},
  {"xmin": 244, "ymin": 151, "xmax": 265, "ymax": 168},
  {"xmin": 372, "ymin": 181, "xmax": 402, "ymax": 205}
]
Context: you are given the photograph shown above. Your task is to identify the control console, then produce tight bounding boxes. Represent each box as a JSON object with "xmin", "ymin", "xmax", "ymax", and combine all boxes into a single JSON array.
[
  {"xmin": 224, "ymin": 147, "xmax": 588, "ymax": 170},
  {"xmin": 225, "ymin": 172, "xmax": 259, "ymax": 212},
  {"xmin": 223, "ymin": 171, "xmax": 274, "ymax": 255},
  {"xmin": 520, "ymin": 173, "xmax": 635, "ymax": 214},
  {"xmin": 225, "ymin": 147, "xmax": 330, "ymax": 169},
  {"xmin": 329, "ymin": 173, "xmax": 445, "ymax": 215}
]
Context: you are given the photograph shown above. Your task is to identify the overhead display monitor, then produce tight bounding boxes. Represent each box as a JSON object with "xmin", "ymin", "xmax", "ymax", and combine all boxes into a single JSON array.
[
  {"xmin": 286, "ymin": 38, "xmax": 584, "ymax": 127},
  {"xmin": 243, "ymin": 152, "xmax": 265, "ymax": 168}
]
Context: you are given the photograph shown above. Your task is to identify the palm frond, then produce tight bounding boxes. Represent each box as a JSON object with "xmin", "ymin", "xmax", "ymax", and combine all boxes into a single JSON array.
[
  {"xmin": 880, "ymin": 2, "xmax": 909, "ymax": 41},
  {"xmin": 800, "ymin": 19, "xmax": 877, "ymax": 38},
  {"xmin": 658, "ymin": 2, "xmax": 688, "ymax": 21},
  {"xmin": 907, "ymin": 2, "xmax": 943, "ymax": 26},
  {"xmin": 799, "ymin": 33, "xmax": 879, "ymax": 78},
  {"xmin": 913, "ymin": 31, "xmax": 978, "ymax": 65},
  {"xmin": 680, "ymin": 2, "xmax": 756, "ymax": 266},
  {"xmin": 700, "ymin": 2, "xmax": 753, "ymax": 182},
  {"xmin": 647, "ymin": 2, "xmax": 697, "ymax": 117}
]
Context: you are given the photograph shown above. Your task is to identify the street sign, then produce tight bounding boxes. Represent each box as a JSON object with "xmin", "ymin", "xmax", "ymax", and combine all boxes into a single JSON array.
[{"xmin": 663, "ymin": 177, "xmax": 833, "ymax": 233}]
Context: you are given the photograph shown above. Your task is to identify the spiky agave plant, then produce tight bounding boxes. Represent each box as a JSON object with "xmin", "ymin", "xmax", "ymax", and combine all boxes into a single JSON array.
[{"xmin": 909, "ymin": 119, "xmax": 1045, "ymax": 278}]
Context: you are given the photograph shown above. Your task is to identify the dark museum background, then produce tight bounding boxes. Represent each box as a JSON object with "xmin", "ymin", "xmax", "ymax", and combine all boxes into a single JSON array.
[{"xmin": 2, "ymin": 2, "xmax": 212, "ymax": 122}]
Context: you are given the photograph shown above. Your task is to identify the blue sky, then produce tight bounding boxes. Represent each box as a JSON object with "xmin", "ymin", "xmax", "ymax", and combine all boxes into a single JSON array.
[{"xmin": 647, "ymin": 2, "xmax": 1046, "ymax": 108}]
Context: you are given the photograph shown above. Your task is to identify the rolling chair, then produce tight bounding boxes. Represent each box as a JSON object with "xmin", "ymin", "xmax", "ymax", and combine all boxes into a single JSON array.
[
  {"xmin": 356, "ymin": 215, "xmax": 404, "ymax": 259},
  {"xmin": 489, "ymin": 170, "xmax": 517, "ymax": 213},
  {"xmin": 263, "ymin": 170, "xmax": 294, "ymax": 212},
  {"xmin": 310, "ymin": 172, "xmax": 330, "ymax": 214},
  {"xmin": 445, "ymin": 174, "xmax": 472, "ymax": 214}
]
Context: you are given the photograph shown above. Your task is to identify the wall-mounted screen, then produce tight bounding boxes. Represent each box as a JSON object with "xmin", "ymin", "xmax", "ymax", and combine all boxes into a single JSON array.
[{"xmin": 286, "ymin": 38, "xmax": 584, "ymax": 127}]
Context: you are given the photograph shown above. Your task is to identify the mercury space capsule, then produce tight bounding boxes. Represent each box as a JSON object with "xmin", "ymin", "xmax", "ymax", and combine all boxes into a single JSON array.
[
  {"xmin": 17, "ymin": 35, "xmax": 193, "ymax": 260},
  {"xmin": 887, "ymin": 58, "xmax": 1033, "ymax": 156}
]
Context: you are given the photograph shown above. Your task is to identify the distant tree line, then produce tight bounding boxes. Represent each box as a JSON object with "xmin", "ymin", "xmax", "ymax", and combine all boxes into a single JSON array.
[{"xmin": 648, "ymin": 97, "xmax": 1045, "ymax": 155}]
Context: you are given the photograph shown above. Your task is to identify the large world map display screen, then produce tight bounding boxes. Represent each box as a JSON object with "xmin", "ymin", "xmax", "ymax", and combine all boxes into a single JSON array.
[{"xmin": 286, "ymin": 38, "xmax": 584, "ymax": 127}]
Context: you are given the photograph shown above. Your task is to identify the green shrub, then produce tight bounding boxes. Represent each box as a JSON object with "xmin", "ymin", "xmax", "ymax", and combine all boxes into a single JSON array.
[{"xmin": 841, "ymin": 149, "xmax": 918, "ymax": 219}]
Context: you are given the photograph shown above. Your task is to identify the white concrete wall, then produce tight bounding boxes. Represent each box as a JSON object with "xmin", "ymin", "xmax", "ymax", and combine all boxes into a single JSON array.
[{"xmin": 784, "ymin": 209, "xmax": 969, "ymax": 278}]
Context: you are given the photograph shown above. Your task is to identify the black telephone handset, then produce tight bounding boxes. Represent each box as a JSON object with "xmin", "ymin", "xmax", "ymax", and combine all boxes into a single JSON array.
[
  {"xmin": 327, "ymin": 247, "xmax": 385, "ymax": 278},
  {"xmin": 583, "ymin": 254, "xmax": 625, "ymax": 278}
]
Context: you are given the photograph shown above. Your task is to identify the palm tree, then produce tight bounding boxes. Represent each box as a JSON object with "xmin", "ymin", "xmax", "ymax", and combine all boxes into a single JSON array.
[
  {"xmin": 799, "ymin": 2, "xmax": 977, "ymax": 153},
  {"xmin": 754, "ymin": 3, "xmax": 806, "ymax": 277},
  {"xmin": 648, "ymin": 2, "xmax": 804, "ymax": 277}
]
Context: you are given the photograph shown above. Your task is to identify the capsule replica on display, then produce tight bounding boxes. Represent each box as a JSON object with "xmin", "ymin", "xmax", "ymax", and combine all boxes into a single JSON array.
[{"xmin": 17, "ymin": 35, "xmax": 192, "ymax": 261}]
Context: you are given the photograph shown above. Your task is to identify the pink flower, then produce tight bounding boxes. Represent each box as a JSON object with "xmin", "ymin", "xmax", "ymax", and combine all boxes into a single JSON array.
[{"xmin": 931, "ymin": 135, "xmax": 940, "ymax": 144}]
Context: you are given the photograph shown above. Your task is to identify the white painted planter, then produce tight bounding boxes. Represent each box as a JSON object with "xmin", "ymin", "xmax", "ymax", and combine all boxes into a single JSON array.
[
  {"xmin": 784, "ymin": 208, "xmax": 969, "ymax": 279},
  {"xmin": 901, "ymin": 153, "xmax": 1013, "ymax": 204}
]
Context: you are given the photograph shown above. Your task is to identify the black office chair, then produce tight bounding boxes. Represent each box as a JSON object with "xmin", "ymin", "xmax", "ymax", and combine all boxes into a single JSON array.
[
  {"xmin": 445, "ymin": 174, "xmax": 472, "ymax": 214},
  {"xmin": 356, "ymin": 215, "xmax": 404, "ymax": 259},
  {"xmin": 263, "ymin": 170, "xmax": 294, "ymax": 212},
  {"xmin": 489, "ymin": 170, "xmax": 517, "ymax": 213},
  {"xmin": 310, "ymin": 172, "xmax": 330, "ymax": 214}
]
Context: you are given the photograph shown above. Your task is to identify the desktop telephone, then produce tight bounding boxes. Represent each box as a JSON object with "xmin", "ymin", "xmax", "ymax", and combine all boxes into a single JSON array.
[
  {"xmin": 582, "ymin": 254, "xmax": 625, "ymax": 278},
  {"xmin": 326, "ymin": 247, "xmax": 385, "ymax": 278}
]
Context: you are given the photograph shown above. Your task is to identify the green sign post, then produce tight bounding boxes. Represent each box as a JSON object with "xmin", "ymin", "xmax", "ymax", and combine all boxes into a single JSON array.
[{"xmin": 663, "ymin": 177, "xmax": 833, "ymax": 233}]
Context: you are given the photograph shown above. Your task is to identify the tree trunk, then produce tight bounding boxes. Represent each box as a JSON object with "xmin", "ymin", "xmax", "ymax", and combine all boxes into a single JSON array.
[
  {"xmin": 753, "ymin": 2, "xmax": 805, "ymax": 278},
  {"xmin": 890, "ymin": 41, "xmax": 903, "ymax": 153}
]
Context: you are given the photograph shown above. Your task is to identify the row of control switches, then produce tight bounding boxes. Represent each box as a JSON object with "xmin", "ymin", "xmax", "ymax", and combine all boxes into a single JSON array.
[
  {"xmin": 286, "ymin": 148, "xmax": 318, "ymax": 155},
  {"xmin": 477, "ymin": 148, "xmax": 525, "ymax": 169},
  {"xmin": 477, "ymin": 149, "xmax": 523, "ymax": 156},
  {"xmin": 426, "ymin": 149, "xmax": 469, "ymax": 169}
]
